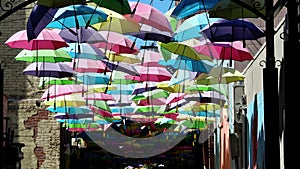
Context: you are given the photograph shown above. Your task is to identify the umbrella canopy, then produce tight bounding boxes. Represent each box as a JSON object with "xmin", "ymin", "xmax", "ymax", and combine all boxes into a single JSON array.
[
  {"xmin": 64, "ymin": 43, "xmax": 106, "ymax": 60},
  {"xmin": 136, "ymin": 50, "xmax": 164, "ymax": 67},
  {"xmin": 139, "ymin": 67, "xmax": 172, "ymax": 82},
  {"xmin": 46, "ymin": 4, "xmax": 108, "ymax": 29},
  {"xmin": 5, "ymin": 29, "xmax": 68, "ymax": 50},
  {"xmin": 37, "ymin": 0, "xmax": 86, "ymax": 8},
  {"xmin": 173, "ymin": 13, "xmax": 220, "ymax": 42},
  {"xmin": 44, "ymin": 93, "xmax": 87, "ymax": 107},
  {"xmin": 26, "ymin": 4, "xmax": 59, "ymax": 41},
  {"xmin": 194, "ymin": 41, "xmax": 254, "ymax": 62},
  {"xmin": 201, "ymin": 18, "xmax": 265, "ymax": 42},
  {"xmin": 23, "ymin": 62, "xmax": 74, "ymax": 78},
  {"xmin": 171, "ymin": 0, "xmax": 220, "ymax": 20},
  {"xmin": 76, "ymin": 72, "xmax": 110, "ymax": 85},
  {"xmin": 208, "ymin": 0, "xmax": 266, "ymax": 20},
  {"xmin": 126, "ymin": 24, "xmax": 173, "ymax": 43},
  {"xmin": 93, "ymin": 31, "xmax": 139, "ymax": 54},
  {"xmin": 47, "ymin": 105, "xmax": 91, "ymax": 114},
  {"xmin": 39, "ymin": 77, "xmax": 77, "ymax": 89},
  {"xmin": 195, "ymin": 68, "xmax": 245, "ymax": 85},
  {"xmin": 128, "ymin": 2, "xmax": 173, "ymax": 32},
  {"xmin": 69, "ymin": 58, "xmax": 109, "ymax": 73},
  {"xmin": 15, "ymin": 48, "xmax": 72, "ymax": 63},
  {"xmin": 158, "ymin": 55, "xmax": 215, "ymax": 73},
  {"xmin": 84, "ymin": 92, "xmax": 115, "ymax": 101},
  {"xmin": 92, "ymin": 13, "xmax": 141, "ymax": 34},
  {"xmin": 101, "ymin": 59, "xmax": 139, "ymax": 76},
  {"xmin": 91, "ymin": 0, "xmax": 132, "ymax": 15},
  {"xmin": 56, "ymin": 26, "xmax": 107, "ymax": 43},
  {"xmin": 158, "ymin": 42, "xmax": 213, "ymax": 61},
  {"xmin": 40, "ymin": 84, "xmax": 87, "ymax": 100}
]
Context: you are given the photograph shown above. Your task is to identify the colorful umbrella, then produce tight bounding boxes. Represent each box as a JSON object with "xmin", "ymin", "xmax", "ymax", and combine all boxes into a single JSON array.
[
  {"xmin": 47, "ymin": 105, "xmax": 91, "ymax": 114},
  {"xmin": 84, "ymin": 92, "xmax": 115, "ymax": 101},
  {"xmin": 40, "ymin": 84, "xmax": 87, "ymax": 100},
  {"xmin": 171, "ymin": 0, "xmax": 220, "ymax": 20},
  {"xmin": 5, "ymin": 29, "xmax": 68, "ymax": 50},
  {"xmin": 173, "ymin": 13, "xmax": 220, "ymax": 42},
  {"xmin": 64, "ymin": 43, "xmax": 106, "ymax": 60},
  {"xmin": 26, "ymin": 4, "xmax": 59, "ymax": 41},
  {"xmin": 128, "ymin": 2, "xmax": 173, "ymax": 32},
  {"xmin": 44, "ymin": 93, "xmax": 86, "ymax": 107},
  {"xmin": 200, "ymin": 18, "xmax": 265, "ymax": 43},
  {"xmin": 158, "ymin": 55, "xmax": 215, "ymax": 73},
  {"xmin": 70, "ymin": 58, "xmax": 109, "ymax": 73},
  {"xmin": 139, "ymin": 66, "xmax": 172, "ymax": 82},
  {"xmin": 93, "ymin": 31, "xmax": 139, "ymax": 54},
  {"xmin": 39, "ymin": 77, "xmax": 77, "ymax": 89},
  {"xmin": 101, "ymin": 59, "xmax": 139, "ymax": 76},
  {"xmin": 136, "ymin": 50, "xmax": 164, "ymax": 67},
  {"xmin": 158, "ymin": 42, "xmax": 213, "ymax": 61},
  {"xmin": 91, "ymin": 0, "xmax": 132, "ymax": 15},
  {"xmin": 194, "ymin": 41, "xmax": 254, "ymax": 63},
  {"xmin": 46, "ymin": 5, "xmax": 108, "ymax": 29},
  {"xmin": 126, "ymin": 24, "xmax": 173, "ymax": 43},
  {"xmin": 76, "ymin": 72, "xmax": 110, "ymax": 85},
  {"xmin": 15, "ymin": 48, "xmax": 72, "ymax": 63},
  {"xmin": 208, "ymin": 0, "xmax": 266, "ymax": 20},
  {"xmin": 195, "ymin": 69, "xmax": 245, "ymax": 85},
  {"xmin": 23, "ymin": 62, "xmax": 73, "ymax": 78},
  {"xmin": 92, "ymin": 13, "xmax": 141, "ymax": 34},
  {"xmin": 37, "ymin": 0, "xmax": 86, "ymax": 8},
  {"xmin": 54, "ymin": 112, "xmax": 94, "ymax": 119},
  {"xmin": 56, "ymin": 26, "xmax": 107, "ymax": 43}
]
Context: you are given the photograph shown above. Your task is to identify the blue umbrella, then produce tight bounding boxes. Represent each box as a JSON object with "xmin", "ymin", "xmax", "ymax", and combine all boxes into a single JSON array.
[
  {"xmin": 47, "ymin": 106, "xmax": 91, "ymax": 114},
  {"xmin": 27, "ymin": 4, "xmax": 58, "ymax": 41},
  {"xmin": 200, "ymin": 18, "xmax": 265, "ymax": 42},
  {"xmin": 171, "ymin": 0, "xmax": 220, "ymax": 20},
  {"xmin": 76, "ymin": 72, "xmax": 110, "ymax": 85},
  {"xmin": 173, "ymin": 13, "xmax": 220, "ymax": 41},
  {"xmin": 46, "ymin": 4, "xmax": 108, "ymax": 29},
  {"xmin": 158, "ymin": 55, "xmax": 216, "ymax": 73},
  {"xmin": 64, "ymin": 43, "xmax": 106, "ymax": 60}
]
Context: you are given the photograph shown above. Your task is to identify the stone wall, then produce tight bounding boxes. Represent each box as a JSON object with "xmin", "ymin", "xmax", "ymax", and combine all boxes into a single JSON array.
[{"xmin": 1, "ymin": 1, "xmax": 61, "ymax": 168}]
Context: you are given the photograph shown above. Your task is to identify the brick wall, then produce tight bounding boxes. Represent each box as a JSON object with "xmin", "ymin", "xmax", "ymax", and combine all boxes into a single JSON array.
[{"xmin": 1, "ymin": 1, "xmax": 61, "ymax": 168}]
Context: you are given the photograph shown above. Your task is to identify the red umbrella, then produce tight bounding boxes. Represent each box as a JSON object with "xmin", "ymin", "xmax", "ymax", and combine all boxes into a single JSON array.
[
  {"xmin": 139, "ymin": 66, "xmax": 172, "ymax": 82},
  {"xmin": 194, "ymin": 41, "xmax": 253, "ymax": 62},
  {"xmin": 5, "ymin": 29, "xmax": 68, "ymax": 50}
]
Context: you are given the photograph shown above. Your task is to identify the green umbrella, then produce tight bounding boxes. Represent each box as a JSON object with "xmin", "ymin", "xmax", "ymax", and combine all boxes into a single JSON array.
[
  {"xmin": 91, "ymin": 0, "xmax": 132, "ymax": 15},
  {"xmin": 208, "ymin": 0, "xmax": 266, "ymax": 20},
  {"xmin": 15, "ymin": 49, "xmax": 72, "ymax": 63},
  {"xmin": 37, "ymin": 0, "xmax": 86, "ymax": 8},
  {"xmin": 38, "ymin": 77, "xmax": 78, "ymax": 89},
  {"xmin": 158, "ymin": 42, "xmax": 213, "ymax": 61}
]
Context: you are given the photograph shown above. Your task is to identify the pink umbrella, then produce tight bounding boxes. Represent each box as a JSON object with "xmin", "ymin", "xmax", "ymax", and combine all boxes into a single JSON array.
[
  {"xmin": 40, "ymin": 84, "xmax": 87, "ymax": 100},
  {"xmin": 93, "ymin": 31, "xmax": 139, "ymax": 54},
  {"xmin": 127, "ymin": 2, "xmax": 173, "ymax": 33},
  {"xmin": 84, "ymin": 93, "xmax": 115, "ymax": 101},
  {"xmin": 5, "ymin": 29, "xmax": 68, "ymax": 50},
  {"xmin": 139, "ymin": 66, "xmax": 172, "ymax": 82},
  {"xmin": 89, "ymin": 105, "xmax": 114, "ymax": 118},
  {"xmin": 194, "ymin": 41, "xmax": 253, "ymax": 62},
  {"xmin": 69, "ymin": 58, "xmax": 111, "ymax": 73},
  {"xmin": 138, "ymin": 98, "xmax": 166, "ymax": 106},
  {"xmin": 137, "ymin": 50, "xmax": 164, "ymax": 67}
]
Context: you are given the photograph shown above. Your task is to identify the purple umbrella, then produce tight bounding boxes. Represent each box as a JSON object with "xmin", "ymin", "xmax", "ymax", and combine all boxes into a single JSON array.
[
  {"xmin": 56, "ymin": 26, "xmax": 106, "ymax": 43},
  {"xmin": 23, "ymin": 62, "xmax": 74, "ymax": 78},
  {"xmin": 27, "ymin": 4, "xmax": 58, "ymax": 41},
  {"xmin": 200, "ymin": 18, "xmax": 265, "ymax": 43},
  {"xmin": 54, "ymin": 113, "xmax": 94, "ymax": 119}
]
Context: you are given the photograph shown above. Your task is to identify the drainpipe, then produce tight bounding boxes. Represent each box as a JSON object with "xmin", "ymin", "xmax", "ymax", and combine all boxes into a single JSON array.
[{"xmin": 0, "ymin": 64, "xmax": 3, "ymax": 169}]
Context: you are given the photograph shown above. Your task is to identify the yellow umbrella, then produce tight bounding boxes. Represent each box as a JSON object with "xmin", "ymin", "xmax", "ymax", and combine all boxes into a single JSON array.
[
  {"xmin": 44, "ymin": 93, "xmax": 86, "ymax": 107},
  {"xmin": 107, "ymin": 53, "xmax": 141, "ymax": 64},
  {"xmin": 91, "ymin": 7, "xmax": 140, "ymax": 34}
]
